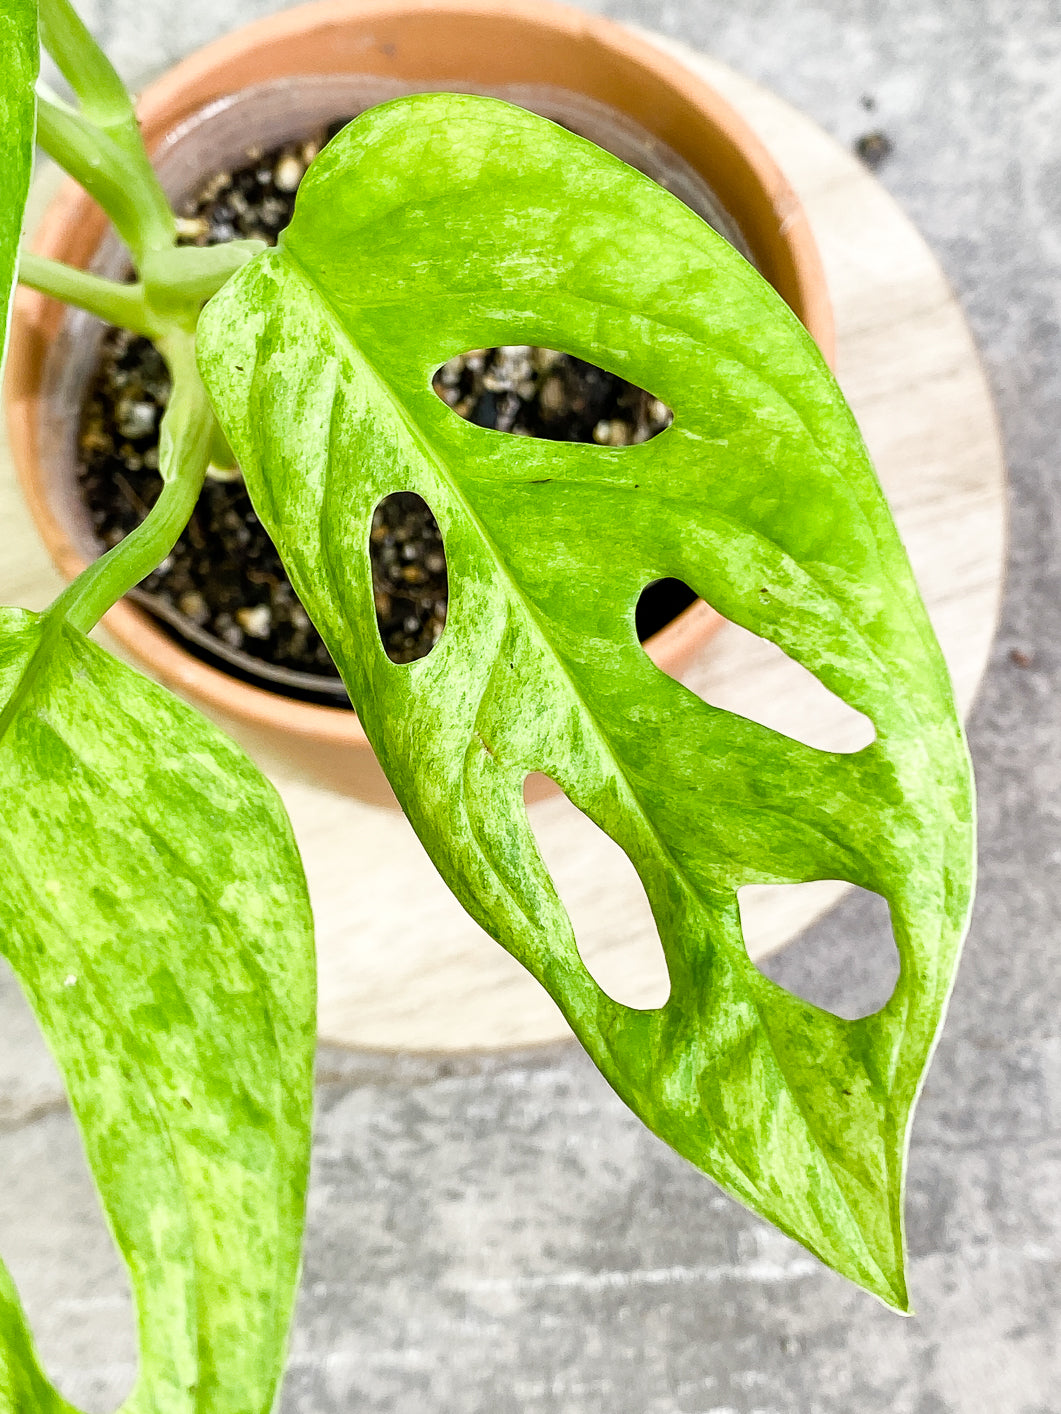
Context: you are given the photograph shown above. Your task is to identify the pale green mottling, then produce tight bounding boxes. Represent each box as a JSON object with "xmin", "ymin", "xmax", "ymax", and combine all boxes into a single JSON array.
[
  {"xmin": 0, "ymin": 0, "xmax": 36, "ymax": 373},
  {"xmin": 0, "ymin": 608, "xmax": 316, "ymax": 1412},
  {"xmin": 197, "ymin": 94, "xmax": 974, "ymax": 1308}
]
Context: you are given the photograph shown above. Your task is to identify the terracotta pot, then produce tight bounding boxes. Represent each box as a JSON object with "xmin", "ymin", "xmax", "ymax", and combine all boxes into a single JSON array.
[{"xmin": 6, "ymin": 0, "xmax": 833, "ymax": 808}]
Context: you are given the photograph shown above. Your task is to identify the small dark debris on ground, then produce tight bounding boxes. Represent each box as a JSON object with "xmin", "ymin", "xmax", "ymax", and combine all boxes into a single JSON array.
[{"xmin": 855, "ymin": 130, "xmax": 894, "ymax": 170}]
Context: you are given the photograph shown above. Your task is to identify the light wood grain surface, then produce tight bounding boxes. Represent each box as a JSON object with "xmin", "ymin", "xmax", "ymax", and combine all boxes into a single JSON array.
[{"xmin": 0, "ymin": 39, "xmax": 1005, "ymax": 1052}]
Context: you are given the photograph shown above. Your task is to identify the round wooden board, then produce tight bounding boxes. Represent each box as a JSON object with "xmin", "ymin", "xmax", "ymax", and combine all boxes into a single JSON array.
[{"xmin": 0, "ymin": 39, "xmax": 1005, "ymax": 1053}]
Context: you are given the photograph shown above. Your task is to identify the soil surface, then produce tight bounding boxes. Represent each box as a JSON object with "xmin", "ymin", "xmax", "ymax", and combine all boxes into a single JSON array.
[{"xmin": 77, "ymin": 126, "xmax": 694, "ymax": 696}]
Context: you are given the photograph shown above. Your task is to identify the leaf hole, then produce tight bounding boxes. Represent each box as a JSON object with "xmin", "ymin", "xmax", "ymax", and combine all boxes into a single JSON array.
[
  {"xmin": 635, "ymin": 578, "xmax": 699, "ymax": 643},
  {"xmin": 524, "ymin": 777, "xmax": 671, "ymax": 1009},
  {"xmin": 433, "ymin": 347, "xmax": 672, "ymax": 445},
  {"xmin": 0, "ymin": 960, "xmax": 138, "ymax": 1412},
  {"xmin": 369, "ymin": 491, "xmax": 448, "ymax": 663},
  {"xmin": 682, "ymin": 618, "xmax": 876, "ymax": 753},
  {"xmin": 738, "ymin": 882, "xmax": 899, "ymax": 1019}
]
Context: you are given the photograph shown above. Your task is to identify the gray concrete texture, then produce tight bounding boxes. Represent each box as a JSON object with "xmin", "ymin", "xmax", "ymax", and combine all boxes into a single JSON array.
[{"xmin": 1, "ymin": 0, "xmax": 1059, "ymax": 1410}]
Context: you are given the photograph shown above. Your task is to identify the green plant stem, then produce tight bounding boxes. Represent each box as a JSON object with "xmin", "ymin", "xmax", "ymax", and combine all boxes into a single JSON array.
[
  {"xmin": 35, "ymin": 95, "xmax": 174, "ymax": 263},
  {"xmin": 18, "ymin": 251, "xmax": 157, "ymax": 336},
  {"xmin": 142, "ymin": 240, "xmax": 267, "ymax": 313},
  {"xmin": 37, "ymin": 0, "xmax": 175, "ymax": 255},
  {"xmin": 50, "ymin": 334, "xmax": 211, "ymax": 635},
  {"xmin": 38, "ymin": 0, "xmax": 132, "ymax": 127},
  {"xmin": 27, "ymin": 0, "xmax": 256, "ymax": 626}
]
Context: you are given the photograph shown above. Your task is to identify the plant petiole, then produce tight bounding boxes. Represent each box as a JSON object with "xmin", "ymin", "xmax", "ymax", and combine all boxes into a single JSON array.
[
  {"xmin": 39, "ymin": 0, "xmax": 137, "ymax": 128},
  {"xmin": 141, "ymin": 240, "xmax": 267, "ymax": 315},
  {"xmin": 18, "ymin": 251, "xmax": 159, "ymax": 337},
  {"xmin": 37, "ymin": 0, "xmax": 175, "ymax": 260},
  {"xmin": 48, "ymin": 332, "xmax": 213, "ymax": 635},
  {"xmin": 35, "ymin": 94, "xmax": 174, "ymax": 264}
]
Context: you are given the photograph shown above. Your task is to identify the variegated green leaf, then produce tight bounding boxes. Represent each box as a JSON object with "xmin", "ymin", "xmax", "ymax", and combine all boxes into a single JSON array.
[
  {"xmin": 0, "ymin": 0, "xmax": 37, "ymax": 372},
  {"xmin": 0, "ymin": 608, "xmax": 315, "ymax": 1411},
  {"xmin": 198, "ymin": 93, "xmax": 975, "ymax": 1308}
]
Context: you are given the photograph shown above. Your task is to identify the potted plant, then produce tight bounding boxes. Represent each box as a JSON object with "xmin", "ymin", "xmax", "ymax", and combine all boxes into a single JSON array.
[
  {"xmin": 0, "ymin": 0, "xmax": 973, "ymax": 1409},
  {"xmin": 6, "ymin": 0, "xmax": 833, "ymax": 805}
]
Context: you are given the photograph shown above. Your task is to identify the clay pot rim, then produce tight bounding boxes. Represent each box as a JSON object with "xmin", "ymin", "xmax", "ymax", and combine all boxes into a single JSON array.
[{"xmin": 6, "ymin": 0, "xmax": 833, "ymax": 748}]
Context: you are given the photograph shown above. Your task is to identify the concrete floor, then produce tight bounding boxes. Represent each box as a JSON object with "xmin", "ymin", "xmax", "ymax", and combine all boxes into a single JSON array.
[{"xmin": 2, "ymin": 0, "xmax": 1059, "ymax": 1410}]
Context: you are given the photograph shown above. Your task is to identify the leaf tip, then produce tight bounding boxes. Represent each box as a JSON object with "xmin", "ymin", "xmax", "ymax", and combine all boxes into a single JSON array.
[{"xmin": 868, "ymin": 1260, "xmax": 911, "ymax": 1315}]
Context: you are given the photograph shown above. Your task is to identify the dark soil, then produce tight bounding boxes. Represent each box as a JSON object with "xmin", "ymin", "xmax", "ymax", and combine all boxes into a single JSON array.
[{"xmin": 77, "ymin": 124, "xmax": 695, "ymax": 697}]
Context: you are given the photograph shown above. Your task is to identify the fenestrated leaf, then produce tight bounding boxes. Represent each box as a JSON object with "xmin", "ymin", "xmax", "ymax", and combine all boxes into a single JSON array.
[
  {"xmin": 0, "ymin": 607, "xmax": 315, "ymax": 1411},
  {"xmin": 197, "ymin": 93, "xmax": 975, "ymax": 1309},
  {"xmin": 0, "ymin": 0, "xmax": 37, "ymax": 371}
]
